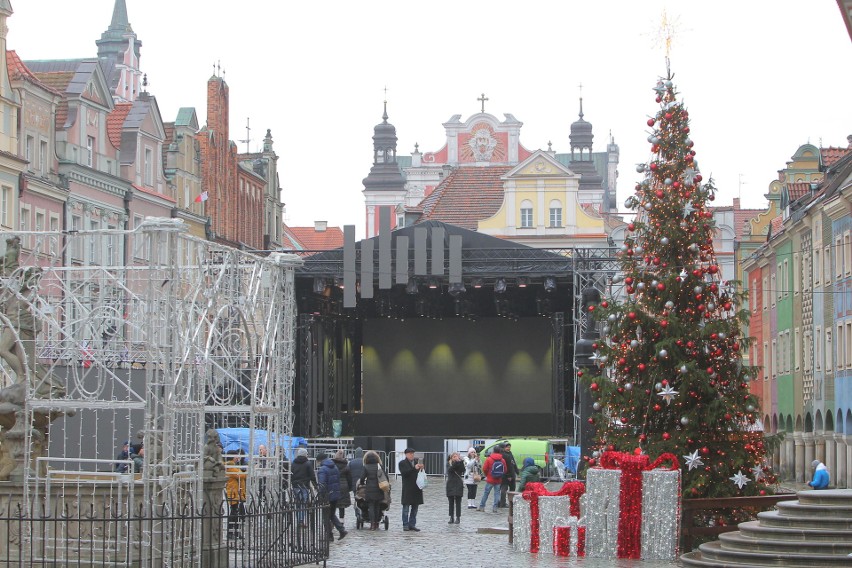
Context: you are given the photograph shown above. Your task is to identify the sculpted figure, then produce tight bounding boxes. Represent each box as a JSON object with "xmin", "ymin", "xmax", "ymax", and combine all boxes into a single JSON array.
[
  {"xmin": 1, "ymin": 236, "xmax": 20, "ymax": 277},
  {"xmin": 203, "ymin": 428, "xmax": 225, "ymax": 478},
  {"xmin": 0, "ymin": 267, "xmax": 43, "ymax": 386}
]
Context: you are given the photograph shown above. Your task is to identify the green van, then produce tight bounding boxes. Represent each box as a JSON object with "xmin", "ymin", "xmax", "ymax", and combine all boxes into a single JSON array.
[{"xmin": 480, "ymin": 438, "xmax": 554, "ymax": 476}]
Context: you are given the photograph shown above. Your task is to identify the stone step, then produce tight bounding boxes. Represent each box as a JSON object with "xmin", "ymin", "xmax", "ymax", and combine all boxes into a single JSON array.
[
  {"xmin": 681, "ymin": 540, "xmax": 852, "ymax": 567},
  {"xmin": 717, "ymin": 530, "xmax": 852, "ymax": 555},
  {"xmin": 737, "ymin": 519, "xmax": 852, "ymax": 541},
  {"xmin": 775, "ymin": 499, "xmax": 852, "ymax": 519},
  {"xmin": 795, "ymin": 489, "xmax": 852, "ymax": 507},
  {"xmin": 758, "ymin": 509, "xmax": 852, "ymax": 530}
]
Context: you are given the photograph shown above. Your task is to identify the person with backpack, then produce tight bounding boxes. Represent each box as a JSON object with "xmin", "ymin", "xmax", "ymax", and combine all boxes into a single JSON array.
[{"xmin": 478, "ymin": 445, "xmax": 506, "ymax": 513}]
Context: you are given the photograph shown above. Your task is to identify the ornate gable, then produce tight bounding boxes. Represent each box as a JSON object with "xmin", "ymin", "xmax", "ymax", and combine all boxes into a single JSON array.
[{"xmin": 506, "ymin": 149, "xmax": 579, "ymax": 178}]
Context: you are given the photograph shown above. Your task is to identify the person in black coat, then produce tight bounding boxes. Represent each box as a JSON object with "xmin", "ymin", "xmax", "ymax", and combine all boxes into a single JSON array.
[
  {"xmin": 289, "ymin": 448, "xmax": 316, "ymax": 527},
  {"xmin": 398, "ymin": 448, "xmax": 424, "ymax": 531},
  {"xmin": 317, "ymin": 453, "xmax": 347, "ymax": 541},
  {"xmin": 332, "ymin": 450, "xmax": 353, "ymax": 521},
  {"xmin": 445, "ymin": 452, "xmax": 465, "ymax": 524},
  {"xmin": 359, "ymin": 450, "xmax": 385, "ymax": 530},
  {"xmin": 499, "ymin": 443, "xmax": 520, "ymax": 508}
]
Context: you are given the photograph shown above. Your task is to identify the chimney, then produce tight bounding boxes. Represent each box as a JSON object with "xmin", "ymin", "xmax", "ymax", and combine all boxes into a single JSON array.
[
  {"xmin": 733, "ymin": 197, "xmax": 740, "ymax": 210},
  {"xmin": 314, "ymin": 221, "xmax": 327, "ymax": 232}
]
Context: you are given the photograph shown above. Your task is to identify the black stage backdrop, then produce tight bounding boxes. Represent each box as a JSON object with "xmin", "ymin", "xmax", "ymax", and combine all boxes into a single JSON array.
[{"xmin": 355, "ymin": 317, "xmax": 552, "ymax": 436}]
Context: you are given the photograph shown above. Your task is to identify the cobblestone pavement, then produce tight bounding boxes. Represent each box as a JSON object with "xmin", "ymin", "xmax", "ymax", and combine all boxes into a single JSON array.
[{"xmin": 322, "ymin": 480, "xmax": 682, "ymax": 568}]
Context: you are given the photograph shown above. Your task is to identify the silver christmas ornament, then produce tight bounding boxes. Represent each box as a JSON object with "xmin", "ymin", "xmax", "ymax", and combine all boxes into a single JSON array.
[
  {"xmin": 659, "ymin": 349, "xmax": 668, "ymax": 358},
  {"xmin": 637, "ymin": 282, "xmax": 646, "ymax": 291},
  {"xmin": 718, "ymin": 332, "xmax": 726, "ymax": 339},
  {"xmin": 624, "ymin": 382, "xmax": 633, "ymax": 391},
  {"xmin": 694, "ymin": 286, "xmax": 703, "ymax": 294},
  {"xmin": 635, "ymin": 246, "xmax": 644, "ymax": 255},
  {"xmin": 665, "ymin": 301, "xmax": 675, "ymax": 310},
  {"xmin": 651, "ymin": 280, "xmax": 660, "ymax": 288},
  {"xmin": 746, "ymin": 404, "xmax": 755, "ymax": 412},
  {"xmin": 664, "ymin": 178, "xmax": 673, "ymax": 186},
  {"xmin": 680, "ymin": 416, "xmax": 689, "ymax": 426},
  {"xmin": 602, "ymin": 325, "xmax": 610, "ymax": 335},
  {"xmin": 593, "ymin": 402, "xmax": 602, "ymax": 411},
  {"xmin": 636, "ymin": 163, "xmax": 647, "ymax": 173},
  {"xmin": 660, "ymin": 237, "xmax": 669, "ymax": 245},
  {"xmin": 680, "ymin": 365, "xmax": 688, "ymax": 374},
  {"xmin": 707, "ymin": 303, "xmax": 715, "ymax": 311},
  {"xmin": 630, "ymin": 340, "xmax": 639, "ymax": 348},
  {"xmin": 608, "ymin": 314, "xmax": 617, "ymax": 322},
  {"xmin": 643, "ymin": 202, "xmax": 653, "ymax": 211},
  {"xmin": 655, "ymin": 382, "xmax": 662, "ymax": 391},
  {"xmin": 689, "ymin": 243, "xmax": 699, "ymax": 252}
]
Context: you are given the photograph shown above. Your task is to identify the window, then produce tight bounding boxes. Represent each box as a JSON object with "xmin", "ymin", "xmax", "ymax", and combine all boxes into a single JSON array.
[
  {"xmin": 751, "ymin": 278, "xmax": 758, "ymax": 313},
  {"xmin": 837, "ymin": 236, "xmax": 843, "ymax": 279},
  {"xmin": 827, "ymin": 329, "xmax": 833, "ymax": 372},
  {"xmin": 793, "ymin": 253, "xmax": 800, "ymax": 295},
  {"xmin": 763, "ymin": 342, "xmax": 769, "ymax": 381},
  {"xmin": 520, "ymin": 200, "xmax": 533, "ymax": 228},
  {"xmin": 39, "ymin": 140, "xmax": 47, "ymax": 175},
  {"xmin": 49, "ymin": 214, "xmax": 59, "ymax": 255},
  {"xmin": 772, "ymin": 339, "xmax": 778, "ymax": 378},
  {"xmin": 814, "ymin": 248, "xmax": 821, "ymax": 286},
  {"xmin": 794, "ymin": 327, "xmax": 800, "ymax": 371},
  {"xmin": 106, "ymin": 224, "xmax": 116, "ymax": 266},
  {"xmin": 35, "ymin": 211, "xmax": 44, "ymax": 254},
  {"xmin": 1, "ymin": 186, "xmax": 11, "ymax": 228},
  {"xmin": 89, "ymin": 219, "xmax": 100, "ymax": 264},
  {"xmin": 20, "ymin": 206, "xmax": 30, "ymax": 249},
  {"xmin": 770, "ymin": 274, "xmax": 777, "ymax": 306},
  {"xmin": 549, "ymin": 200, "xmax": 562, "ymax": 228},
  {"xmin": 782, "ymin": 259, "xmax": 789, "ymax": 297},
  {"xmin": 762, "ymin": 277, "xmax": 768, "ymax": 310},
  {"xmin": 25, "ymin": 135, "xmax": 34, "ymax": 167},
  {"xmin": 144, "ymin": 148, "xmax": 153, "ymax": 186},
  {"xmin": 816, "ymin": 326, "xmax": 822, "ymax": 371},
  {"xmin": 825, "ymin": 245, "xmax": 832, "ymax": 283},
  {"xmin": 86, "ymin": 136, "xmax": 95, "ymax": 167},
  {"xmin": 846, "ymin": 232, "xmax": 852, "ymax": 277},
  {"xmin": 70, "ymin": 215, "xmax": 81, "ymax": 260},
  {"xmin": 846, "ymin": 321, "xmax": 852, "ymax": 368},
  {"xmin": 804, "ymin": 331, "xmax": 811, "ymax": 372}
]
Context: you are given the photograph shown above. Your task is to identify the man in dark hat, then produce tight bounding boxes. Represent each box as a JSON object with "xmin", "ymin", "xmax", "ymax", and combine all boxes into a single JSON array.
[{"xmin": 398, "ymin": 448, "xmax": 425, "ymax": 531}]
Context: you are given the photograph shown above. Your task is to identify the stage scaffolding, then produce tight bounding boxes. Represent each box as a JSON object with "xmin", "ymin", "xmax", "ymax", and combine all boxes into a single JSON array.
[{"xmin": 0, "ymin": 219, "xmax": 302, "ymax": 566}]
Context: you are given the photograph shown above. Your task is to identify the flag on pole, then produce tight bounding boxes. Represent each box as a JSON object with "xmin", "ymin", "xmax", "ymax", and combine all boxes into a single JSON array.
[{"xmin": 194, "ymin": 191, "xmax": 209, "ymax": 203}]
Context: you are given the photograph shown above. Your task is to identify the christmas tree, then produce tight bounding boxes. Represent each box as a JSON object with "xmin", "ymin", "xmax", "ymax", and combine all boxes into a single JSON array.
[{"xmin": 583, "ymin": 69, "xmax": 776, "ymax": 499}]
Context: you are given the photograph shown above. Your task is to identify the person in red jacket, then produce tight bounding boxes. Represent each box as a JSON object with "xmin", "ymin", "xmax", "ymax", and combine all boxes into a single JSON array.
[{"xmin": 477, "ymin": 445, "xmax": 506, "ymax": 513}]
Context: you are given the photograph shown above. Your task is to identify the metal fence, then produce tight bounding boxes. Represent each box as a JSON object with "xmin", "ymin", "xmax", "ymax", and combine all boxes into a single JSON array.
[{"xmin": 0, "ymin": 488, "xmax": 329, "ymax": 567}]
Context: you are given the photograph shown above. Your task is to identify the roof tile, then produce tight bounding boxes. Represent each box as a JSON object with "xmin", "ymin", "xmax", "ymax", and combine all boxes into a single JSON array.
[
  {"xmin": 6, "ymin": 51, "xmax": 62, "ymax": 96},
  {"xmin": 822, "ymin": 146, "xmax": 850, "ymax": 167},
  {"xmin": 107, "ymin": 102, "xmax": 132, "ymax": 149},
  {"xmin": 417, "ymin": 165, "xmax": 512, "ymax": 229},
  {"xmin": 286, "ymin": 225, "xmax": 345, "ymax": 251}
]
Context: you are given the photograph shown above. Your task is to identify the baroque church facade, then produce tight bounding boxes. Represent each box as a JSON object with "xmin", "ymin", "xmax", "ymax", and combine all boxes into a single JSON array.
[{"xmin": 362, "ymin": 97, "xmax": 620, "ymax": 249}]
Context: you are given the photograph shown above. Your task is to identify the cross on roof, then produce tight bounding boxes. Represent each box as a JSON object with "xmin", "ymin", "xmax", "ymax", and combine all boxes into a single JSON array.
[{"xmin": 477, "ymin": 93, "xmax": 488, "ymax": 113}]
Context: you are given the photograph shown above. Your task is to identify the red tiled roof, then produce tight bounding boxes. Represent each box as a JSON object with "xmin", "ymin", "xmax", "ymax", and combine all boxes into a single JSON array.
[
  {"xmin": 31, "ymin": 70, "xmax": 75, "ymax": 93},
  {"xmin": 770, "ymin": 215, "xmax": 783, "ymax": 237},
  {"xmin": 6, "ymin": 51, "xmax": 62, "ymax": 96},
  {"xmin": 417, "ymin": 165, "xmax": 512, "ymax": 229},
  {"xmin": 787, "ymin": 181, "xmax": 811, "ymax": 201},
  {"xmin": 107, "ymin": 103, "xmax": 132, "ymax": 149},
  {"xmin": 55, "ymin": 100, "xmax": 68, "ymax": 130},
  {"xmin": 287, "ymin": 225, "xmax": 344, "ymax": 251},
  {"xmin": 822, "ymin": 146, "xmax": 850, "ymax": 167},
  {"xmin": 733, "ymin": 208, "xmax": 765, "ymax": 235}
]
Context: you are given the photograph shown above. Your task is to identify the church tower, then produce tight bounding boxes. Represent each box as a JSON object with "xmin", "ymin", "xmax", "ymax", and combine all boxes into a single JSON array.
[
  {"xmin": 96, "ymin": 0, "xmax": 143, "ymax": 103},
  {"xmin": 362, "ymin": 101, "xmax": 405, "ymax": 238},
  {"xmin": 568, "ymin": 98, "xmax": 605, "ymax": 203}
]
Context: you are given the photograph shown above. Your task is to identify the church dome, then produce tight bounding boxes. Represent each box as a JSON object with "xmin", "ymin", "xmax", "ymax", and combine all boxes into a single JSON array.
[
  {"xmin": 569, "ymin": 98, "xmax": 594, "ymax": 150},
  {"xmin": 372, "ymin": 102, "xmax": 397, "ymax": 147}
]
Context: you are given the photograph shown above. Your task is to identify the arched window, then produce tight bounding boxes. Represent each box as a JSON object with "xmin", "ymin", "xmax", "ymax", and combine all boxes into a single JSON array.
[
  {"xmin": 520, "ymin": 200, "xmax": 533, "ymax": 228},
  {"xmin": 549, "ymin": 199, "xmax": 562, "ymax": 228}
]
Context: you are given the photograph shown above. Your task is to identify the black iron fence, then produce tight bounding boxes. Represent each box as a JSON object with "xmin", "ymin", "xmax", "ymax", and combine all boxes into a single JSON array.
[{"xmin": 0, "ymin": 488, "xmax": 330, "ymax": 567}]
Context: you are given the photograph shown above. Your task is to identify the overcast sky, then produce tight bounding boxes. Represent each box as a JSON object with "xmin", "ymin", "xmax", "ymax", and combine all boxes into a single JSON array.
[{"xmin": 9, "ymin": 1, "xmax": 852, "ymax": 239}]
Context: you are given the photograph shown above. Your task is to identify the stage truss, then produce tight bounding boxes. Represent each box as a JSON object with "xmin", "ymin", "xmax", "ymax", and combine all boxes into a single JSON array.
[{"xmin": 0, "ymin": 219, "xmax": 301, "ymax": 565}]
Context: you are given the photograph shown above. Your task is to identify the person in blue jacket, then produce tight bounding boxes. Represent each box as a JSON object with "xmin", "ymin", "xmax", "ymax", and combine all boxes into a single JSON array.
[
  {"xmin": 317, "ymin": 453, "xmax": 348, "ymax": 540},
  {"xmin": 808, "ymin": 460, "xmax": 830, "ymax": 489}
]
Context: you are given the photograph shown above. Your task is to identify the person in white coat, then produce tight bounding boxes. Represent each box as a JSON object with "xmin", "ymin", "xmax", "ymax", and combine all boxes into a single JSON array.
[{"xmin": 463, "ymin": 447, "xmax": 482, "ymax": 509}]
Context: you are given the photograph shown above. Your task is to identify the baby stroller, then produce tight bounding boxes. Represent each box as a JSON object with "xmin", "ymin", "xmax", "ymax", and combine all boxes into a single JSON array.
[{"xmin": 353, "ymin": 480, "xmax": 390, "ymax": 530}]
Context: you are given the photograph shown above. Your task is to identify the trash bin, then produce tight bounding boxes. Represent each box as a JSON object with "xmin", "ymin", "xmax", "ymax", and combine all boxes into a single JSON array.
[{"xmin": 332, "ymin": 420, "xmax": 343, "ymax": 438}]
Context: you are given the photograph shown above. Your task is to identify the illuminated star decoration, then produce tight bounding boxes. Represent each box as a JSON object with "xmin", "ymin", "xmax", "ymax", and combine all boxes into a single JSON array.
[
  {"xmin": 589, "ymin": 351, "xmax": 602, "ymax": 364},
  {"xmin": 751, "ymin": 464, "xmax": 765, "ymax": 481},
  {"xmin": 652, "ymin": 80, "xmax": 666, "ymax": 96},
  {"xmin": 682, "ymin": 167, "xmax": 696, "ymax": 186},
  {"xmin": 683, "ymin": 201, "xmax": 696, "ymax": 217},
  {"xmin": 730, "ymin": 470, "xmax": 750, "ymax": 490},
  {"xmin": 658, "ymin": 385, "xmax": 678, "ymax": 405},
  {"xmin": 683, "ymin": 450, "xmax": 704, "ymax": 471}
]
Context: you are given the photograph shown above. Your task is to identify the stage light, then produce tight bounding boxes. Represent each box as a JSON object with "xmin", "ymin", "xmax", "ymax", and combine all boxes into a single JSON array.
[
  {"xmin": 448, "ymin": 282, "xmax": 466, "ymax": 297},
  {"xmin": 313, "ymin": 277, "xmax": 326, "ymax": 294},
  {"xmin": 334, "ymin": 277, "xmax": 344, "ymax": 289},
  {"xmin": 428, "ymin": 278, "xmax": 439, "ymax": 289},
  {"xmin": 544, "ymin": 276, "xmax": 557, "ymax": 292},
  {"xmin": 517, "ymin": 276, "xmax": 530, "ymax": 288},
  {"xmin": 471, "ymin": 277, "xmax": 484, "ymax": 289},
  {"xmin": 494, "ymin": 277, "xmax": 507, "ymax": 294},
  {"xmin": 406, "ymin": 277, "xmax": 419, "ymax": 295}
]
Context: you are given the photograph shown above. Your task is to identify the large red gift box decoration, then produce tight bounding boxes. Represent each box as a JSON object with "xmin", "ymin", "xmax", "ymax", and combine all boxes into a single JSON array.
[
  {"xmin": 511, "ymin": 481, "xmax": 585, "ymax": 554},
  {"xmin": 584, "ymin": 451, "xmax": 681, "ymax": 560}
]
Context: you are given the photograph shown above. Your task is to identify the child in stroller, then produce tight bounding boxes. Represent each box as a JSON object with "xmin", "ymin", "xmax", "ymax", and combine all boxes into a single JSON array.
[{"xmin": 354, "ymin": 479, "xmax": 390, "ymax": 530}]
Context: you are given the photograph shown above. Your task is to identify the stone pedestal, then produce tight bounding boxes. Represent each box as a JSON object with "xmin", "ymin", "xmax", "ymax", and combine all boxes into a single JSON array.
[
  {"xmin": 784, "ymin": 435, "xmax": 795, "ymax": 481},
  {"xmin": 816, "ymin": 430, "xmax": 826, "ymax": 465},
  {"xmin": 201, "ymin": 475, "xmax": 228, "ymax": 567},
  {"xmin": 825, "ymin": 435, "xmax": 836, "ymax": 488}
]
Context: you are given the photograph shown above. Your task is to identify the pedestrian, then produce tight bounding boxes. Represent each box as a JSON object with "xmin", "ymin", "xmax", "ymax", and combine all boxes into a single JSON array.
[
  {"xmin": 463, "ymin": 447, "xmax": 482, "ymax": 509},
  {"xmin": 809, "ymin": 460, "xmax": 830, "ymax": 489},
  {"xmin": 445, "ymin": 451, "xmax": 465, "ymax": 524},
  {"xmin": 517, "ymin": 457, "xmax": 541, "ymax": 492},
  {"xmin": 114, "ymin": 440, "xmax": 131, "ymax": 473},
  {"xmin": 332, "ymin": 449, "xmax": 353, "ymax": 522},
  {"xmin": 478, "ymin": 445, "xmax": 505, "ymax": 513},
  {"xmin": 225, "ymin": 452, "xmax": 247, "ymax": 541},
  {"xmin": 290, "ymin": 447, "xmax": 317, "ymax": 527},
  {"xmin": 348, "ymin": 447, "xmax": 364, "ymax": 491},
  {"xmin": 316, "ymin": 452, "xmax": 348, "ymax": 541},
  {"xmin": 499, "ymin": 442, "xmax": 519, "ymax": 508},
  {"xmin": 359, "ymin": 450, "xmax": 385, "ymax": 530},
  {"xmin": 398, "ymin": 447, "xmax": 424, "ymax": 531}
]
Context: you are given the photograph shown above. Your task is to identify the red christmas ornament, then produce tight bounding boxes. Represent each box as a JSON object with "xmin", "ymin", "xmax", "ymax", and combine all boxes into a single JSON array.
[
  {"xmin": 590, "ymin": 382, "xmax": 599, "ymax": 391},
  {"xmin": 664, "ymin": 112, "xmax": 673, "ymax": 120},
  {"xmin": 625, "ymin": 277, "xmax": 633, "ymax": 285},
  {"xmin": 660, "ymin": 320, "xmax": 668, "ymax": 328},
  {"xmin": 657, "ymin": 283, "xmax": 665, "ymax": 291},
  {"xmin": 653, "ymin": 404, "xmax": 661, "ymax": 412},
  {"xmin": 700, "ymin": 447, "xmax": 709, "ymax": 455},
  {"xmin": 649, "ymin": 162, "xmax": 658, "ymax": 171},
  {"xmin": 662, "ymin": 432, "xmax": 671, "ymax": 440},
  {"xmin": 588, "ymin": 305, "xmax": 595, "ymax": 312},
  {"xmin": 628, "ymin": 223, "xmax": 635, "ymax": 231},
  {"xmin": 601, "ymin": 301, "xmax": 609, "ymax": 308},
  {"xmin": 638, "ymin": 363, "xmax": 647, "ymax": 372},
  {"xmin": 577, "ymin": 371, "xmax": 583, "ymax": 377},
  {"xmin": 628, "ymin": 312, "xmax": 637, "ymax": 320},
  {"xmin": 647, "ymin": 118, "xmax": 656, "ymax": 127}
]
